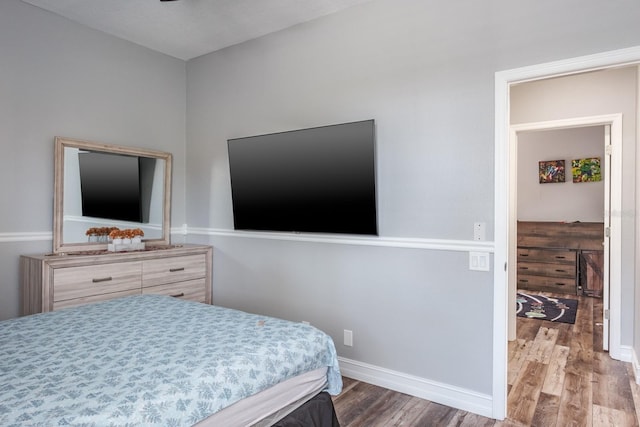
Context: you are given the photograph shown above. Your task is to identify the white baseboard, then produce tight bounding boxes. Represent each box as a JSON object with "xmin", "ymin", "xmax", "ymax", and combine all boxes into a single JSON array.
[
  {"xmin": 616, "ymin": 345, "xmax": 634, "ymax": 364},
  {"xmin": 337, "ymin": 357, "xmax": 493, "ymax": 419},
  {"xmin": 632, "ymin": 349, "xmax": 640, "ymax": 385}
]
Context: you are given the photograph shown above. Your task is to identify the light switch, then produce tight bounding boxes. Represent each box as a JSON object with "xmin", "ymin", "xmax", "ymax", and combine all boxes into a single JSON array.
[{"xmin": 469, "ymin": 252, "xmax": 490, "ymax": 271}]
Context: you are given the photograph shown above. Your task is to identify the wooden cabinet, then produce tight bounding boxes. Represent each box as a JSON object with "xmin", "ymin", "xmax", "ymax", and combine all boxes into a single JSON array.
[
  {"xmin": 53, "ymin": 261, "xmax": 142, "ymax": 310},
  {"xmin": 142, "ymin": 254, "xmax": 207, "ymax": 287},
  {"xmin": 580, "ymin": 250, "xmax": 604, "ymax": 297},
  {"xmin": 21, "ymin": 244, "xmax": 212, "ymax": 315},
  {"xmin": 141, "ymin": 254, "xmax": 209, "ymax": 302},
  {"xmin": 516, "ymin": 247, "xmax": 577, "ymax": 293},
  {"xmin": 517, "ymin": 222, "xmax": 603, "ymax": 295}
]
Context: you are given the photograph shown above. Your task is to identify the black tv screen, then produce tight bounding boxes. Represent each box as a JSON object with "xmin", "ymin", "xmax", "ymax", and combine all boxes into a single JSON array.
[
  {"xmin": 78, "ymin": 151, "xmax": 142, "ymax": 222},
  {"xmin": 228, "ymin": 119, "xmax": 377, "ymax": 235}
]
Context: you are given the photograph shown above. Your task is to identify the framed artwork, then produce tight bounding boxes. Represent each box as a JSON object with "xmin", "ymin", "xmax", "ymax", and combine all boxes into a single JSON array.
[
  {"xmin": 539, "ymin": 160, "xmax": 565, "ymax": 183},
  {"xmin": 572, "ymin": 157, "xmax": 601, "ymax": 183}
]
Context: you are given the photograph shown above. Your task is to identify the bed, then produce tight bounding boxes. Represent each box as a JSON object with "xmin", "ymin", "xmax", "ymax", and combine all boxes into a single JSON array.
[{"xmin": 0, "ymin": 294, "xmax": 342, "ymax": 426}]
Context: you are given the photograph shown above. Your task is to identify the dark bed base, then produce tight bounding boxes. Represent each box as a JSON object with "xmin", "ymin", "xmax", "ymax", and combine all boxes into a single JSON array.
[{"xmin": 271, "ymin": 392, "xmax": 340, "ymax": 427}]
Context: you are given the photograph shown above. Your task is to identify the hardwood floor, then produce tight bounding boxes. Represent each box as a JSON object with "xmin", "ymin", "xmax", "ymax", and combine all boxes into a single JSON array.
[{"xmin": 332, "ymin": 292, "xmax": 640, "ymax": 426}]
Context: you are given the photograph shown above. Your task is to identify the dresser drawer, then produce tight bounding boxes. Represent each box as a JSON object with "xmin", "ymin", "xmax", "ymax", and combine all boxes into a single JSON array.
[
  {"xmin": 517, "ymin": 248, "xmax": 576, "ymax": 264},
  {"xmin": 142, "ymin": 254, "xmax": 207, "ymax": 287},
  {"xmin": 53, "ymin": 289, "xmax": 140, "ymax": 310},
  {"xmin": 516, "ymin": 262, "xmax": 576, "ymax": 278},
  {"xmin": 21, "ymin": 244, "xmax": 213, "ymax": 315},
  {"xmin": 53, "ymin": 262, "xmax": 142, "ymax": 302},
  {"xmin": 142, "ymin": 278, "xmax": 207, "ymax": 303},
  {"xmin": 517, "ymin": 274, "xmax": 576, "ymax": 292}
]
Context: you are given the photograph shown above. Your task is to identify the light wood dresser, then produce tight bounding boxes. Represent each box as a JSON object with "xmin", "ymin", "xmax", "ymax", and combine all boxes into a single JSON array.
[
  {"xmin": 517, "ymin": 221, "xmax": 603, "ymax": 295},
  {"xmin": 20, "ymin": 244, "xmax": 212, "ymax": 315}
]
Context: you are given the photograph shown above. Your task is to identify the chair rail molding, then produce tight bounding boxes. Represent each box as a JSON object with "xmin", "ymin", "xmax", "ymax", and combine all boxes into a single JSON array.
[
  {"xmin": 188, "ymin": 227, "xmax": 495, "ymax": 253},
  {"xmin": 0, "ymin": 232, "xmax": 52, "ymax": 242}
]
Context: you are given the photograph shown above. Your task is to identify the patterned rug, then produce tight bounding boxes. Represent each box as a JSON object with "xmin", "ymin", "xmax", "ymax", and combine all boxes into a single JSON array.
[{"xmin": 516, "ymin": 292, "xmax": 578, "ymax": 324}]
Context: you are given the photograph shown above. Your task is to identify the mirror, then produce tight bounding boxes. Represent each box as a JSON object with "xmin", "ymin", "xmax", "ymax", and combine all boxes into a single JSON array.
[{"xmin": 53, "ymin": 137, "xmax": 172, "ymax": 253}]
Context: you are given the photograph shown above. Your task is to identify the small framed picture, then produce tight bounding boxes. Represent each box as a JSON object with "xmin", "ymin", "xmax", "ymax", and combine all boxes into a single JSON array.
[
  {"xmin": 572, "ymin": 157, "xmax": 601, "ymax": 183},
  {"xmin": 539, "ymin": 160, "xmax": 565, "ymax": 183}
]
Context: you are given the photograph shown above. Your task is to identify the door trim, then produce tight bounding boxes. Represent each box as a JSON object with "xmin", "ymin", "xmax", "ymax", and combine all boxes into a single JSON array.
[
  {"xmin": 492, "ymin": 45, "xmax": 640, "ymax": 419},
  {"xmin": 509, "ymin": 117, "xmax": 621, "ymax": 350}
]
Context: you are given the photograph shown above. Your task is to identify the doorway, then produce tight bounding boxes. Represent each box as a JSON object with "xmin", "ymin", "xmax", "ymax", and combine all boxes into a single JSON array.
[
  {"xmin": 508, "ymin": 120, "xmax": 618, "ymax": 352},
  {"xmin": 492, "ymin": 47, "xmax": 639, "ymax": 420}
]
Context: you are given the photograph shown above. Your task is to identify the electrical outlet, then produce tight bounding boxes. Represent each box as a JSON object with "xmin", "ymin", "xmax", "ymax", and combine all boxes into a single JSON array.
[
  {"xmin": 343, "ymin": 329, "xmax": 353, "ymax": 347},
  {"xmin": 474, "ymin": 222, "xmax": 486, "ymax": 241}
]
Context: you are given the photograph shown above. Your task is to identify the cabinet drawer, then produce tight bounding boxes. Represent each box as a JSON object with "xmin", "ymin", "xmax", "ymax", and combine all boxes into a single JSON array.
[
  {"xmin": 142, "ymin": 278, "xmax": 207, "ymax": 303},
  {"xmin": 53, "ymin": 262, "xmax": 142, "ymax": 302},
  {"xmin": 142, "ymin": 254, "xmax": 206, "ymax": 287},
  {"xmin": 53, "ymin": 289, "xmax": 140, "ymax": 310},
  {"xmin": 517, "ymin": 262, "xmax": 576, "ymax": 278},
  {"xmin": 517, "ymin": 248, "xmax": 576, "ymax": 264},
  {"xmin": 517, "ymin": 274, "xmax": 575, "ymax": 292}
]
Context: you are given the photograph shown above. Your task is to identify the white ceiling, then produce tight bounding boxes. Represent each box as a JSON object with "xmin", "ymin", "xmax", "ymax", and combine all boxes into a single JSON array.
[{"xmin": 20, "ymin": 0, "xmax": 373, "ymax": 60}]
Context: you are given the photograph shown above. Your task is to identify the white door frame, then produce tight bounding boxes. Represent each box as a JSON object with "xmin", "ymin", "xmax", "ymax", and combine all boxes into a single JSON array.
[
  {"xmin": 509, "ymin": 117, "xmax": 620, "ymax": 346},
  {"xmin": 492, "ymin": 46, "xmax": 640, "ymax": 419}
]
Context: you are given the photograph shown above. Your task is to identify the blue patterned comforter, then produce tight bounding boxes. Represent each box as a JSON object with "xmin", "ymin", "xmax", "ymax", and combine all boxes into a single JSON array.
[{"xmin": 0, "ymin": 295, "xmax": 342, "ymax": 426}]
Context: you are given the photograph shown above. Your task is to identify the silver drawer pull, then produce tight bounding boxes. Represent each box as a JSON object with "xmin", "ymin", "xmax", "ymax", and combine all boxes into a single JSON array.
[
  {"xmin": 519, "ymin": 254, "xmax": 529, "ymax": 257},
  {"xmin": 92, "ymin": 277, "xmax": 113, "ymax": 283},
  {"xmin": 555, "ymin": 256, "xmax": 567, "ymax": 259},
  {"xmin": 169, "ymin": 267, "xmax": 185, "ymax": 272},
  {"xmin": 555, "ymin": 269, "xmax": 567, "ymax": 273},
  {"xmin": 518, "ymin": 279, "xmax": 529, "ymax": 283},
  {"xmin": 555, "ymin": 283, "xmax": 566, "ymax": 286},
  {"xmin": 170, "ymin": 292, "xmax": 185, "ymax": 298},
  {"xmin": 519, "ymin": 267, "xmax": 529, "ymax": 270}
]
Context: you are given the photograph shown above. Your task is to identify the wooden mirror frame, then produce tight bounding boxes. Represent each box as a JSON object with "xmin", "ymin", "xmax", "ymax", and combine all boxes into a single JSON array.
[{"xmin": 53, "ymin": 137, "xmax": 172, "ymax": 253}]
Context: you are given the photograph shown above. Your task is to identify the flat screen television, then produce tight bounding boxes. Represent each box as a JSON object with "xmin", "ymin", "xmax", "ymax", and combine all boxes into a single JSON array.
[
  {"xmin": 227, "ymin": 119, "xmax": 377, "ymax": 235},
  {"xmin": 78, "ymin": 151, "xmax": 156, "ymax": 223}
]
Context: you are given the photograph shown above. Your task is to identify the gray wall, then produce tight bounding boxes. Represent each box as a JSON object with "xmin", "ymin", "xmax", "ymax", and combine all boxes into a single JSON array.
[
  {"xmin": 517, "ymin": 126, "xmax": 605, "ymax": 222},
  {"xmin": 0, "ymin": 0, "xmax": 187, "ymax": 320},
  {"xmin": 185, "ymin": 0, "xmax": 640, "ymax": 397}
]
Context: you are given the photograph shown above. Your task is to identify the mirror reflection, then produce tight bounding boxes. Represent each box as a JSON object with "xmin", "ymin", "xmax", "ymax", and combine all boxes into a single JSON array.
[
  {"xmin": 62, "ymin": 147, "xmax": 165, "ymax": 242},
  {"xmin": 54, "ymin": 137, "xmax": 172, "ymax": 253}
]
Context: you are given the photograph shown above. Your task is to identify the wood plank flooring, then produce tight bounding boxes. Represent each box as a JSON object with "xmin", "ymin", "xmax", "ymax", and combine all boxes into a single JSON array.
[{"xmin": 332, "ymin": 292, "xmax": 640, "ymax": 426}]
